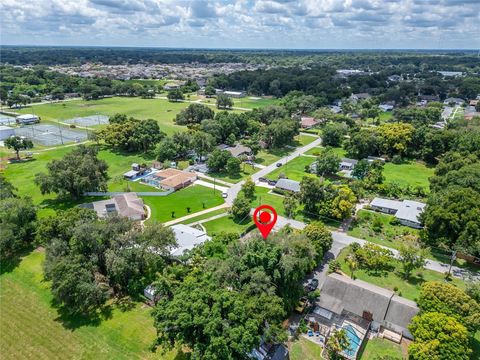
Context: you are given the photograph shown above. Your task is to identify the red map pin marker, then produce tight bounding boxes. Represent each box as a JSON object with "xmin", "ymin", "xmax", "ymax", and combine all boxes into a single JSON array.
[{"xmin": 253, "ymin": 205, "xmax": 278, "ymax": 239}]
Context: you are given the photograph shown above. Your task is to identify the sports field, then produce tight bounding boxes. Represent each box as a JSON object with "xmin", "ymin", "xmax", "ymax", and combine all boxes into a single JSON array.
[
  {"xmin": 17, "ymin": 97, "xmax": 191, "ymax": 136},
  {"xmin": 0, "ymin": 250, "xmax": 185, "ymax": 360}
]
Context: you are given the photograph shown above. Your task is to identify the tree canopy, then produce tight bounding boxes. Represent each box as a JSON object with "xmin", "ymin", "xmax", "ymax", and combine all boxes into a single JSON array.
[{"xmin": 34, "ymin": 145, "xmax": 109, "ymax": 199}]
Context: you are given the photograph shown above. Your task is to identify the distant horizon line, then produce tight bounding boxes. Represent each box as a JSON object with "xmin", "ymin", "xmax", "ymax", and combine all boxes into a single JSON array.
[{"xmin": 1, "ymin": 44, "xmax": 479, "ymax": 52}]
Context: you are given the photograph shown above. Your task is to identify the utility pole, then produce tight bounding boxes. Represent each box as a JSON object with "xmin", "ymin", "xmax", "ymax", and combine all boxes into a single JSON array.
[
  {"xmin": 447, "ymin": 250, "xmax": 457, "ymax": 279},
  {"xmin": 213, "ymin": 177, "xmax": 216, "ymax": 193}
]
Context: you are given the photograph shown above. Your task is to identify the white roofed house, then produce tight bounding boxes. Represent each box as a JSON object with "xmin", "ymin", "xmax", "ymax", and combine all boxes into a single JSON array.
[
  {"xmin": 16, "ymin": 114, "xmax": 40, "ymax": 124},
  {"xmin": 169, "ymin": 224, "xmax": 211, "ymax": 256},
  {"xmin": 370, "ymin": 197, "xmax": 426, "ymax": 228},
  {"xmin": 339, "ymin": 158, "xmax": 358, "ymax": 171},
  {"xmin": 223, "ymin": 90, "xmax": 245, "ymax": 98}
]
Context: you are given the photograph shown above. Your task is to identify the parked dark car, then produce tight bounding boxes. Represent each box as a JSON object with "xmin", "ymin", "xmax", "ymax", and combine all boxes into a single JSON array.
[
  {"xmin": 259, "ymin": 177, "xmax": 268, "ymax": 182},
  {"xmin": 267, "ymin": 180, "xmax": 277, "ymax": 186},
  {"xmin": 276, "ymin": 162, "xmax": 282, "ymax": 167},
  {"xmin": 308, "ymin": 279, "xmax": 319, "ymax": 291}
]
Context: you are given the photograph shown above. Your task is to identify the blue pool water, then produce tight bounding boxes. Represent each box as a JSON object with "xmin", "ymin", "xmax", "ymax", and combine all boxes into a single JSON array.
[{"xmin": 342, "ymin": 324, "xmax": 362, "ymax": 357}]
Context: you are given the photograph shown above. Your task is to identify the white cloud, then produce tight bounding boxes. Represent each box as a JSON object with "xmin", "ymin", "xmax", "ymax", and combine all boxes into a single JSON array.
[{"xmin": 0, "ymin": 0, "xmax": 478, "ymax": 48}]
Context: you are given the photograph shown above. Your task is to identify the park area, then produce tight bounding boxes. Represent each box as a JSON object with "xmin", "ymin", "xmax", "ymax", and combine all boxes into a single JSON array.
[
  {"xmin": 16, "ymin": 97, "xmax": 191, "ymax": 136},
  {"xmin": 0, "ymin": 250, "xmax": 187, "ymax": 360},
  {"xmin": 383, "ymin": 161, "xmax": 434, "ymax": 190}
]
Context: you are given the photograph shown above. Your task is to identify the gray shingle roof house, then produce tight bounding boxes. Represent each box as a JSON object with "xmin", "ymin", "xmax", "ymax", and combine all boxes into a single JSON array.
[
  {"xmin": 318, "ymin": 273, "xmax": 419, "ymax": 340},
  {"xmin": 275, "ymin": 178, "xmax": 301, "ymax": 193},
  {"xmin": 80, "ymin": 193, "xmax": 146, "ymax": 220},
  {"xmin": 370, "ymin": 197, "xmax": 426, "ymax": 228},
  {"xmin": 339, "ymin": 158, "xmax": 358, "ymax": 170}
]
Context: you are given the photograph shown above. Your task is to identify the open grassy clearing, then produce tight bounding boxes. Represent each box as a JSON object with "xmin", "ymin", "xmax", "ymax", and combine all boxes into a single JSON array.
[
  {"xmin": 0, "ymin": 250, "xmax": 186, "ymax": 360},
  {"xmin": 383, "ymin": 161, "xmax": 434, "ymax": 190},
  {"xmin": 304, "ymin": 146, "xmax": 346, "ymax": 158},
  {"xmin": 196, "ymin": 96, "xmax": 279, "ymax": 109},
  {"xmin": 203, "ymin": 215, "xmax": 254, "ymax": 236},
  {"xmin": 16, "ymin": 97, "xmax": 193, "ymax": 135},
  {"xmin": 295, "ymin": 134, "xmax": 318, "ymax": 146},
  {"xmin": 255, "ymin": 148, "xmax": 290, "ymax": 165},
  {"xmin": 266, "ymin": 155, "xmax": 316, "ymax": 182},
  {"xmin": 358, "ymin": 338, "xmax": 405, "ymax": 359},
  {"xmin": 336, "ymin": 246, "xmax": 466, "ymax": 301},
  {"xmin": 143, "ymin": 184, "xmax": 224, "ymax": 223},
  {"xmin": 182, "ymin": 208, "xmax": 229, "ymax": 225},
  {"xmin": 289, "ymin": 337, "xmax": 324, "ymax": 360},
  {"xmin": 209, "ymin": 164, "xmax": 256, "ymax": 183}
]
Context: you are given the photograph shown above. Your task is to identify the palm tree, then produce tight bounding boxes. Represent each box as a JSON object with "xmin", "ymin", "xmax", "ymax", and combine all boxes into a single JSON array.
[{"xmin": 346, "ymin": 254, "xmax": 358, "ymax": 278}]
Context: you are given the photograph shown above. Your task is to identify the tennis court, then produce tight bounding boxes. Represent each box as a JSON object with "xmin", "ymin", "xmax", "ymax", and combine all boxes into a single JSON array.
[
  {"xmin": 14, "ymin": 124, "xmax": 88, "ymax": 146},
  {"xmin": 63, "ymin": 115, "xmax": 109, "ymax": 127},
  {"xmin": 0, "ymin": 115, "xmax": 16, "ymax": 126}
]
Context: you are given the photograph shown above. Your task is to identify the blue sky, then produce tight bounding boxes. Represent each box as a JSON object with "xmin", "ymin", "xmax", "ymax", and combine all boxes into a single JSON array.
[{"xmin": 1, "ymin": 0, "xmax": 479, "ymax": 49}]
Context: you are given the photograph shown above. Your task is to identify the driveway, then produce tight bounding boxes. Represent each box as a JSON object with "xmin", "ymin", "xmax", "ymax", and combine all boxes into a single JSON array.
[{"xmin": 225, "ymin": 137, "xmax": 322, "ymax": 205}]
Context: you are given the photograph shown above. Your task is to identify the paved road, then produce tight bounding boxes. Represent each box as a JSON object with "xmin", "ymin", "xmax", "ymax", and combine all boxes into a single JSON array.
[
  {"xmin": 272, "ymin": 213, "xmax": 478, "ymax": 281},
  {"xmin": 225, "ymin": 137, "xmax": 322, "ymax": 205}
]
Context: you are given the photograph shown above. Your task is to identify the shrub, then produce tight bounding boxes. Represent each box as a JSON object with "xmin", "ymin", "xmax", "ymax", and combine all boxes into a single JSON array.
[
  {"xmin": 392, "ymin": 154, "xmax": 402, "ymax": 164},
  {"xmin": 372, "ymin": 217, "xmax": 383, "ymax": 233}
]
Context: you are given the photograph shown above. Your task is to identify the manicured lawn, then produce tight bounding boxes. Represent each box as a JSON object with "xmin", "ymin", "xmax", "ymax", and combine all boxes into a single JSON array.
[
  {"xmin": 337, "ymin": 246, "xmax": 466, "ymax": 301},
  {"xmin": 304, "ymin": 146, "xmax": 346, "ymax": 157},
  {"xmin": 203, "ymin": 215, "xmax": 254, "ymax": 236},
  {"xmin": 2, "ymin": 146, "xmax": 154, "ymax": 217},
  {"xmin": 0, "ymin": 250, "xmax": 185, "ymax": 360},
  {"xmin": 358, "ymin": 338, "xmax": 405, "ymax": 359},
  {"xmin": 383, "ymin": 161, "xmax": 434, "ymax": 190},
  {"xmin": 108, "ymin": 178, "xmax": 164, "ymax": 193},
  {"xmin": 233, "ymin": 96, "xmax": 279, "ymax": 109},
  {"xmin": 289, "ymin": 337, "xmax": 323, "ymax": 360},
  {"xmin": 183, "ymin": 209, "xmax": 229, "ymax": 225},
  {"xmin": 209, "ymin": 164, "xmax": 256, "ymax": 183},
  {"xmin": 295, "ymin": 134, "xmax": 318, "ymax": 146},
  {"xmin": 256, "ymin": 148, "xmax": 291, "ymax": 165},
  {"xmin": 17, "ymin": 97, "xmax": 194, "ymax": 135},
  {"xmin": 266, "ymin": 155, "xmax": 316, "ymax": 181},
  {"xmin": 143, "ymin": 184, "xmax": 224, "ymax": 223},
  {"xmin": 379, "ymin": 112, "xmax": 394, "ymax": 122}
]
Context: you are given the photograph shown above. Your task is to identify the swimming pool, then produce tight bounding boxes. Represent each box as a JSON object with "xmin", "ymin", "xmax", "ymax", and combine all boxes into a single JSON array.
[{"xmin": 342, "ymin": 324, "xmax": 362, "ymax": 357}]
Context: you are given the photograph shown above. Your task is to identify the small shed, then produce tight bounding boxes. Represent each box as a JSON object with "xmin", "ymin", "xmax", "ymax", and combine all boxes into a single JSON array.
[{"xmin": 144, "ymin": 284, "xmax": 160, "ymax": 302}]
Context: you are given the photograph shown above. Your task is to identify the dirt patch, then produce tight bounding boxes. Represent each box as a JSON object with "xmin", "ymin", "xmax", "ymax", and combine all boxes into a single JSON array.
[{"xmin": 35, "ymin": 246, "xmax": 46, "ymax": 252}]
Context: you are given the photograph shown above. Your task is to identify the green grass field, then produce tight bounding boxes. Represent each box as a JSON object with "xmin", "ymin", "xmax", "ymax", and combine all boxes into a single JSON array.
[
  {"xmin": 289, "ymin": 337, "xmax": 323, "ymax": 360},
  {"xmin": 183, "ymin": 209, "xmax": 229, "ymax": 225},
  {"xmin": 17, "ymin": 97, "xmax": 192, "ymax": 135},
  {"xmin": 0, "ymin": 250, "xmax": 185, "ymax": 360},
  {"xmin": 383, "ymin": 161, "xmax": 434, "ymax": 190},
  {"xmin": 202, "ymin": 215, "xmax": 254, "ymax": 236},
  {"xmin": 304, "ymin": 146, "xmax": 346, "ymax": 157},
  {"xmin": 358, "ymin": 338, "xmax": 404, "ymax": 359},
  {"xmin": 337, "ymin": 246, "xmax": 465, "ymax": 301},
  {"xmin": 144, "ymin": 184, "xmax": 224, "ymax": 223},
  {"xmin": 266, "ymin": 155, "xmax": 316, "ymax": 181},
  {"xmin": 256, "ymin": 148, "xmax": 290, "ymax": 165},
  {"xmin": 209, "ymin": 164, "xmax": 256, "ymax": 183}
]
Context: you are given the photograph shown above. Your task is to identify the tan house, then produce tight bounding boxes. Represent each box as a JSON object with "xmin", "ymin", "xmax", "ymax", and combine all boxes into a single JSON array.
[
  {"xmin": 150, "ymin": 168, "xmax": 197, "ymax": 191},
  {"xmin": 300, "ymin": 116, "xmax": 320, "ymax": 129}
]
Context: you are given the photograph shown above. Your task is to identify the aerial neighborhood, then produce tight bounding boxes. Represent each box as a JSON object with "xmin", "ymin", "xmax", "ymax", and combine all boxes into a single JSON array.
[{"xmin": 1, "ymin": 14, "xmax": 480, "ymax": 360}]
